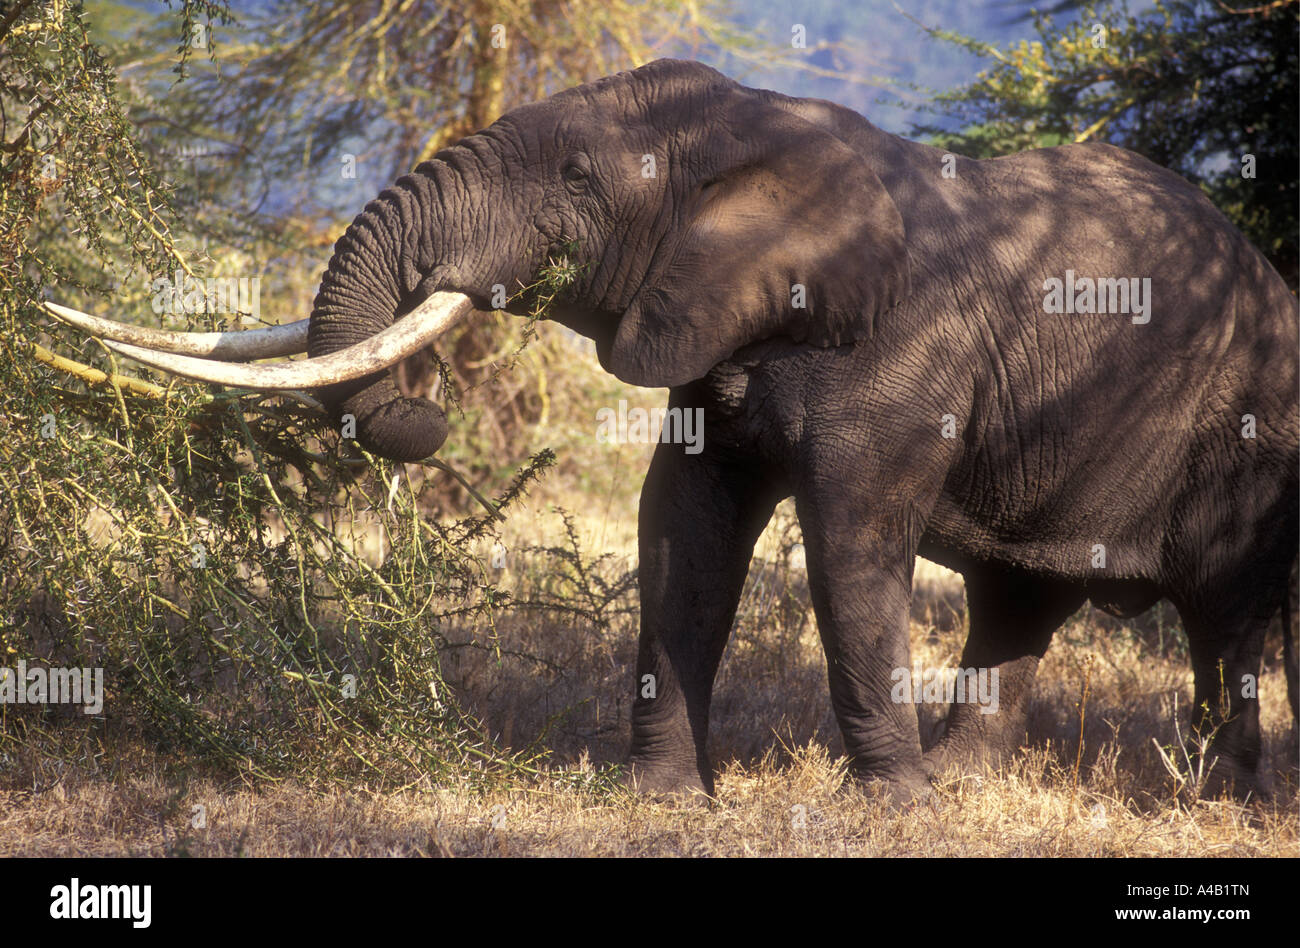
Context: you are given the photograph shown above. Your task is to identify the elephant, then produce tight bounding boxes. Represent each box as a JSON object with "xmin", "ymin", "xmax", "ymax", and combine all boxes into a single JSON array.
[{"xmin": 48, "ymin": 58, "xmax": 1298, "ymax": 804}]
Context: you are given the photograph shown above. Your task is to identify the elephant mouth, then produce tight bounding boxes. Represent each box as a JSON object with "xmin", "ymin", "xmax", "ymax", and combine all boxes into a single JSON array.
[{"xmin": 542, "ymin": 301, "xmax": 620, "ymax": 368}]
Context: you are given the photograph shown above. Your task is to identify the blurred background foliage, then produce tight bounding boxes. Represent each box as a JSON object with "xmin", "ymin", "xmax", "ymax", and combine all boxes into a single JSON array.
[{"xmin": 1, "ymin": 0, "xmax": 1294, "ymax": 790}]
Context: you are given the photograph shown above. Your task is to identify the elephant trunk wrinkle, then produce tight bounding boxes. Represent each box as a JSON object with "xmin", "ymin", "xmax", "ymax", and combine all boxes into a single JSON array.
[{"xmin": 308, "ymin": 161, "xmax": 471, "ymax": 461}]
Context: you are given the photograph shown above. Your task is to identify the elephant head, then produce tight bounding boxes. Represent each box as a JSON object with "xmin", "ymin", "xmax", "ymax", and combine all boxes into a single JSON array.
[{"xmin": 46, "ymin": 59, "xmax": 910, "ymax": 462}]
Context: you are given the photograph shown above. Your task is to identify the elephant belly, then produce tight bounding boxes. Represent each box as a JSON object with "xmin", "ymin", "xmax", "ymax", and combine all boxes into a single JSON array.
[
  {"xmin": 919, "ymin": 497, "xmax": 1164, "ymax": 588},
  {"xmin": 1085, "ymin": 578, "xmax": 1163, "ymax": 618}
]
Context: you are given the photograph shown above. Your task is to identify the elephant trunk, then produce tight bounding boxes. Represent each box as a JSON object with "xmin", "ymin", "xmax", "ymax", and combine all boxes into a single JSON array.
[{"xmin": 308, "ymin": 158, "xmax": 472, "ymax": 462}]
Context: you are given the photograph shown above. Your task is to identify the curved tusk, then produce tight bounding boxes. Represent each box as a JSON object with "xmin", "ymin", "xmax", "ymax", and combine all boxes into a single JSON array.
[
  {"xmin": 98, "ymin": 291, "xmax": 474, "ymax": 390},
  {"xmin": 43, "ymin": 301, "xmax": 310, "ymax": 360}
]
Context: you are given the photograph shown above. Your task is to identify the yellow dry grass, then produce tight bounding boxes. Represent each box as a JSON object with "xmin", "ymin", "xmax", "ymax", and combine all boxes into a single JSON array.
[
  {"xmin": 2, "ymin": 501, "xmax": 1295, "ymax": 857},
  {"xmin": 1, "ymin": 737, "xmax": 1294, "ymax": 857}
]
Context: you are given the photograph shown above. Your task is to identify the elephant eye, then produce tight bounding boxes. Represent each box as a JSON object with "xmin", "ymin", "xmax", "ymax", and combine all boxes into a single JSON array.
[{"xmin": 561, "ymin": 156, "xmax": 590, "ymax": 189}]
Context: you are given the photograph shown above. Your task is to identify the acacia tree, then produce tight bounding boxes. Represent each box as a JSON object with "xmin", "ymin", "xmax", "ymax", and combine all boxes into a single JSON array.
[
  {"xmin": 0, "ymin": 0, "xmax": 563, "ymax": 788},
  {"xmin": 908, "ymin": 0, "xmax": 1297, "ymax": 288}
]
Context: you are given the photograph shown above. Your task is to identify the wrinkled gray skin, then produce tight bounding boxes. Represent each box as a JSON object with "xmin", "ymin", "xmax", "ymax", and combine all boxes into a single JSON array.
[{"xmin": 309, "ymin": 60, "xmax": 1299, "ymax": 803}]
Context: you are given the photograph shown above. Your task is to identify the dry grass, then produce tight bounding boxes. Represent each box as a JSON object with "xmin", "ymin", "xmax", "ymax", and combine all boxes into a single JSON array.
[
  {"xmin": 3, "ymin": 493, "xmax": 1296, "ymax": 857},
  {"xmin": 2, "ymin": 738, "xmax": 1294, "ymax": 857}
]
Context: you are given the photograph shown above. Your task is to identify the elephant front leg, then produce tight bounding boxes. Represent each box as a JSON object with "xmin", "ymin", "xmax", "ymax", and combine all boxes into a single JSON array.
[
  {"xmin": 797, "ymin": 501, "xmax": 932, "ymax": 805},
  {"xmin": 629, "ymin": 443, "xmax": 780, "ymax": 797}
]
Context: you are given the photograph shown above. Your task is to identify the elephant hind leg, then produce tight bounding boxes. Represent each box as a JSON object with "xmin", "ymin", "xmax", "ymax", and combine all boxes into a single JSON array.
[
  {"xmin": 1284, "ymin": 594, "xmax": 1298, "ymax": 724},
  {"xmin": 1173, "ymin": 597, "xmax": 1274, "ymax": 800},
  {"xmin": 922, "ymin": 566, "xmax": 1084, "ymax": 779},
  {"xmin": 1167, "ymin": 539, "xmax": 1297, "ymax": 800},
  {"xmin": 1283, "ymin": 561, "xmax": 1298, "ymax": 723}
]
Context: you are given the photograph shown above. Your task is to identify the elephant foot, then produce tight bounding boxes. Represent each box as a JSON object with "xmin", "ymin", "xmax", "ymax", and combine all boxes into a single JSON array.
[
  {"xmin": 921, "ymin": 744, "xmax": 1012, "ymax": 794},
  {"xmin": 1192, "ymin": 754, "xmax": 1271, "ymax": 804},
  {"xmin": 921, "ymin": 716, "xmax": 1024, "ymax": 782},
  {"xmin": 845, "ymin": 765, "xmax": 935, "ymax": 810},
  {"xmin": 623, "ymin": 759, "xmax": 714, "ymax": 804},
  {"xmin": 922, "ymin": 741, "xmax": 979, "ymax": 779}
]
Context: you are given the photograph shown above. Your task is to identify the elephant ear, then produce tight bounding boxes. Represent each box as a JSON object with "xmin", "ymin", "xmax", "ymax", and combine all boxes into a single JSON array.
[{"xmin": 608, "ymin": 90, "xmax": 910, "ymax": 388}]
